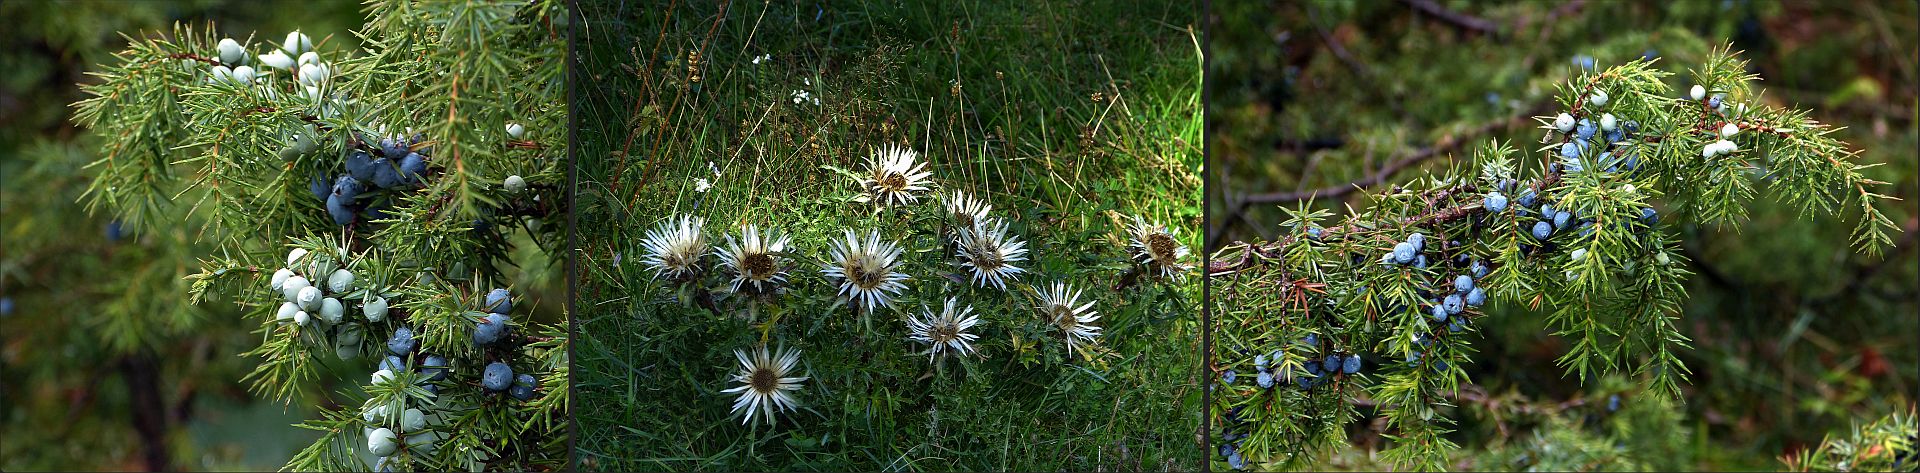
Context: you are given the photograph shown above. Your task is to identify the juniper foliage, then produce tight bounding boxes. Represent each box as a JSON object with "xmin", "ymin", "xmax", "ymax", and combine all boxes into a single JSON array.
[
  {"xmin": 1207, "ymin": 46, "xmax": 1900, "ymax": 471},
  {"xmin": 69, "ymin": 1, "xmax": 570, "ymax": 470}
]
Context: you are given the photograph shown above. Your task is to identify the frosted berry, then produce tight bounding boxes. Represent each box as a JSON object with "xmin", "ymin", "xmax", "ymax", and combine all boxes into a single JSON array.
[
  {"xmin": 379, "ymin": 138, "xmax": 407, "ymax": 160},
  {"xmin": 1407, "ymin": 232, "xmax": 1426, "ymax": 251},
  {"xmin": 1572, "ymin": 248, "xmax": 1588, "ymax": 261},
  {"xmin": 318, "ymin": 297, "xmax": 345, "ymax": 324},
  {"xmin": 1532, "ymin": 221, "xmax": 1553, "ymax": 240},
  {"xmin": 1720, "ymin": 122, "xmax": 1739, "ymax": 138},
  {"xmin": 387, "ymin": 327, "xmax": 416, "ymax": 355},
  {"xmin": 1707, "ymin": 94, "xmax": 1723, "ymax": 110},
  {"xmin": 365, "ymin": 296, "xmax": 389, "ymax": 322},
  {"xmin": 1443, "ymin": 294, "xmax": 1464, "ymax": 315},
  {"xmin": 1640, "ymin": 207, "xmax": 1658, "ymax": 225},
  {"xmin": 1470, "ymin": 260, "xmax": 1490, "ymax": 278},
  {"xmin": 369, "ymin": 158, "xmax": 403, "ymax": 189},
  {"xmin": 379, "ymin": 355, "xmax": 405, "ymax": 373},
  {"xmin": 1588, "ymin": 88, "xmax": 1608, "ymax": 107},
  {"xmin": 398, "ymin": 152, "xmax": 427, "ymax": 185},
  {"xmin": 1321, "ymin": 357, "xmax": 1341, "ymax": 373},
  {"xmin": 346, "ymin": 150, "xmax": 375, "ymax": 181},
  {"xmin": 1255, "ymin": 371, "xmax": 1273, "ymax": 389},
  {"xmin": 1575, "ymin": 118, "xmax": 1596, "ymax": 141},
  {"xmin": 326, "ymin": 193, "xmax": 355, "ymax": 226},
  {"xmin": 327, "ymin": 269, "xmax": 355, "ymax": 293},
  {"xmin": 1392, "ymin": 242, "xmax": 1415, "ymax": 265},
  {"xmin": 473, "ymin": 312, "xmax": 509, "ymax": 345},
  {"xmin": 1430, "ymin": 303, "xmax": 1448, "ymax": 322},
  {"xmin": 277, "ymin": 302, "xmax": 300, "ymax": 323},
  {"xmin": 1517, "ymin": 188, "xmax": 1538, "ymax": 208},
  {"xmin": 1483, "ymin": 192, "xmax": 1507, "ymax": 213},
  {"xmin": 1600, "ymin": 113, "xmax": 1617, "ymax": 132},
  {"xmin": 1559, "ymin": 142, "xmax": 1581, "ymax": 159},
  {"xmin": 296, "ymin": 286, "xmax": 323, "ymax": 311},
  {"xmin": 484, "ymin": 288, "xmax": 512, "ymax": 314},
  {"xmin": 506, "ymin": 123, "xmax": 527, "ymax": 139},
  {"xmin": 504, "ymin": 175, "xmax": 527, "ymax": 194},
  {"xmin": 282, "ymin": 30, "xmax": 312, "ymax": 55},
  {"xmin": 421, "ymin": 355, "xmax": 449, "ymax": 381},
  {"xmin": 482, "ymin": 362, "xmax": 513, "ymax": 392},
  {"xmin": 230, "ymin": 66, "xmax": 256, "ymax": 84},
  {"xmin": 1553, "ymin": 210, "xmax": 1572, "ymax": 230},
  {"xmin": 367, "ymin": 427, "xmax": 398, "ymax": 457},
  {"xmin": 1689, "ymin": 84, "xmax": 1706, "ymax": 101},
  {"xmin": 293, "ymin": 310, "xmax": 311, "ymax": 326},
  {"xmin": 1342, "ymin": 354, "xmax": 1361, "ymax": 374},
  {"xmin": 1221, "ymin": 369, "xmax": 1236, "ymax": 384},
  {"xmin": 1466, "ymin": 287, "xmax": 1486, "ymax": 307},
  {"xmin": 1454, "ymin": 275, "xmax": 1474, "ymax": 293},
  {"xmin": 1554, "ymin": 113, "xmax": 1575, "ymax": 132},
  {"xmin": 271, "ymin": 268, "xmax": 294, "ymax": 291},
  {"xmin": 217, "ymin": 38, "xmax": 245, "ymax": 65},
  {"xmin": 400, "ymin": 408, "xmax": 426, "ymax": 432}
]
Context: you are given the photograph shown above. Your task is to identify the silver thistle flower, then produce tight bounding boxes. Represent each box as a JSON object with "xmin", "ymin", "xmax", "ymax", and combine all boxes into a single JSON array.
[
  {"xmin": 640, "ymin": 214, "xmax": 708, "ymax": 280},
  {"xmin": 955, "ymin": 217, "xmax": 1028, "ymax": 290},
  {"xmin": 1035, "ymin": 281, "xmax": 1101, "ymax": 357},
  {"xmin": 821, "ymin": 229, "xmax": 910, "ymax": 313},
  {"xmin": 855, "ymin": 144, "xmax": 933, "ymax": 207},
  {"xmin": 715, "ymin": 224, "xmax": 793, "ymax": 294},
  {"xmin": 905, "ymin": 296, "xmax": 982, "ymax": 361},
  {"xmin": 720, "ymin": 345, "xmax": 808, "ymax": 425},
  {"xmin": 1126, "ymin": 216, "xmax": 1191, "ymax": 280}
]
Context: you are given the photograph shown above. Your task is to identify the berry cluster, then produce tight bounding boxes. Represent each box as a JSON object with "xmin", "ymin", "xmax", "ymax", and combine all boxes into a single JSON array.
[
  {"xmin": 309, "ymin": 133, "xmax": 435, "ymax": 226},
  {"xmin": 205, "ymin": 31, "xmax": 332, "ymax": 97},
  {"xmin": 269, "ymin": 247, "xmax": 371, "ymax": 331}
]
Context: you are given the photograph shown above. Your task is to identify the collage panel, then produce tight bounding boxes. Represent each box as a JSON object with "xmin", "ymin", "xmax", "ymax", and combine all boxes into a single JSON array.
[
  {"xmin": 569, "ymin": 0, "xmax": 1202, "ymax": 470},
  {"xmin": 2, "ymin": 1, "xmax": 570, "ymax": 471},
  {"xmin": 1205, "ymin": 1, "xmax": 1916, "ymax": 472}
]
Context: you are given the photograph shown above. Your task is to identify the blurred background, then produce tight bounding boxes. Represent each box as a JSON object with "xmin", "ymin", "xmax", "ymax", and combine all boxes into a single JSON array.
[
  {"xmin": 1209, "ymin": 0, "xmax": 1916, "ymax": 469},
  {"xmin": 0, "ymin": 2, "xmax": 564, "ymax": 471}
]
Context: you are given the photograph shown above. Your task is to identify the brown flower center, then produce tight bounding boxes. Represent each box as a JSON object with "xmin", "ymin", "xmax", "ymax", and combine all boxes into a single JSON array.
[
  {"xmin": 1146, "ymin": 233, "xmax": 1178, "ymax": 263},
  {"xmin": 880, "ymin": 173, "xmax": 908, "ymax": 191},
  {"xmin": 849, "ymin": 262, "xmax": 883, "ymax": 289},
  {"xmin": 931, "ymin": 323, "xmax": 960, "ymax": 343},
  {"xmin": 743, "ymin": 253, "xmax": 775, "ymax": 279},
  {"xmin": 1051, "ymin": 306, "xmax": 1078, "ymax": 330},
  {"xmin": 749, "ymin": 367, "xmax": 777, "ymax": 393}
]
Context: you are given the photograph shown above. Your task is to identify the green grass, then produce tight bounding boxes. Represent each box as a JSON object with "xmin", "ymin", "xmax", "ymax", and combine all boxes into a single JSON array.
[{"xmin": 570, "ymin": 0, "xmax": 1201, "ymax": 470}]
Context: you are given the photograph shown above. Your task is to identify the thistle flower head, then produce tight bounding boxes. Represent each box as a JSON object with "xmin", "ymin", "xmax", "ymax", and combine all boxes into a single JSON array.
[
  {"xmin": 1035, "ymin": 281, "xmax": 1101, "ymax": 357},
  {"xmin": 955, "ymin": 217, "xmax": 1028, "ymax": 290},
  {"xmin": 942, "ymin": 190, "xmax": 992, "ymax": 234},
  {"xmin": 856, "ymin": 144, "xmax": 933, "ymax": 206},
  {"xmin": 716, "ymin": 224, "xmax": 793, "ymax": 294},
  {"xmin": 720, "ymin": 345, "xmax": 808, "ymax": 425},
  {"xmin": 905, "ymin": 297, "xmax": 982, "ymax": 361},
  {"xmin": 640, "ymin": 214, "xmax": 707, "ymax": 281},
  {"xmin": 1127, "ymin": 216, "xmax": 1191, "ymax": 280},
  {"xmin": 821, "ymin": 229, "xmax": 910, "ymax": 313}
]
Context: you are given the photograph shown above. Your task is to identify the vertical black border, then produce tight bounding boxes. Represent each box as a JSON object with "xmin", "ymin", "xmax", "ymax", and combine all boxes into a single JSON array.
[
  {"xmin": 563, "ymin": 0, "xmax": 580, "ymax": 469},
  {"xmin": 1198, "ymin": 0, "xmax": 1213, "ymax": 471}
]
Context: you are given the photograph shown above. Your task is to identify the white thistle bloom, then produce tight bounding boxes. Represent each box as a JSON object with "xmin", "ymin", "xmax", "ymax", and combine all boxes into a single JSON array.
[
  {"xmin": 905, "ymin": 297, "xmax": 982, "ymax": 361},
  {"xmin": 715, "ymin": 224, "xmax": 792, "ymax": 294},
  {"xmin": 694, "ymin": 178, "xmax": 712, "ymax": 193},
  {"xmin": 640, "ymin": 214, "xmax": 708, "ymax": 280},
  {"xmin": 1127, "ymin": 216, "xmax": 1192, "ymax": 279},
  {"xmin": 821, "ymin": 229, "xmax": 909, "ymax": 313},
  {"xmin": 942, "ymin": 190, "xmax": 992, "ymax": 236},
  {"xmin": 854, "ymin": 144, "xmax": 933, "ymax": 207},
  {"xmin": 955, "ymin": 218, "xmax": 1027, "ymax": 290},
  {"xmin": 1035, "ymin": 282, "xmax": 1101, "ymax": 356},
  {"xmin": 720, "ymin": 345, "xmax": 808, "ymax": 426}
]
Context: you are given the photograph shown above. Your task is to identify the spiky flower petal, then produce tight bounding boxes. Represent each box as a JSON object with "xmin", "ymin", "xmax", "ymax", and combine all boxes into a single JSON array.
[
  {"xmin": 905, "ymin": 297, "xmax": 982, "ymax": 361},
  {"xmin": 640, "ymin": 214, "xmax": 707, "ymax": 280},
  {"xmin": 942, "ymin": 190, "xmax": 992, "ymax": 236},
  {"xmin": 821, "ymin": 229, "xmax": 910, "ymax": 313},
  {"xmin": 1035, "ymin": 282, "xmax": 1101, "ymax": 356},
  {"xmin": 715, "ymin": 224, "xmax": 793, "ymax": 294},
  {"xmin": 720, "ymin": 345, "xmax": 808, "ymax": 425},
  {"xmin": 855, "ymin": 144, "xmax": 934, "ymax": 206},
  {"xmin": 1127, "ymin": 216, "xmax": 1191, "ymax": 280},
  {"xmin": 956, "ymin": 218, "xmax": 1028, "ymax": 290}
]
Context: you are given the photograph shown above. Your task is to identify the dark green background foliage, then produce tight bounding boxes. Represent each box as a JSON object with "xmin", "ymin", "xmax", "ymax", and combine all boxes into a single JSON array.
[
  {"xmin": 1, "ymin": 1, "xmax": 568, "ymax": 470},
  {"xmin": 571, "ymin": 0, "xmax": 1201, "ymax": 470},
  {"xmin": 1, "ymin": 2, "xmax": 363, "ymax": 470},
  {"xmin": 1209, "ymin": 0, "xmax": 1916, "ymax": 470}
]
